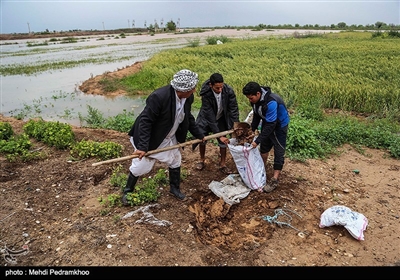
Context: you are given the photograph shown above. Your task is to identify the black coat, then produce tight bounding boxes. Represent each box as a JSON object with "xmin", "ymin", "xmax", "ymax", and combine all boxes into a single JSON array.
[
  {"xmin": 128, "ymin": 85, "xmax": 204, "ymax": 152},
  {"xmin": 195, "ymin": 79, "xmax": 239, "ymax": 134}
]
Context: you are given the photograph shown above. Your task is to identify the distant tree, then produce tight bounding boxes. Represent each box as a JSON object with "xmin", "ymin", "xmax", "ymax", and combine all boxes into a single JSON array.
[
  {"xmin": 154, "ymin": 22, "xmax": 159, "ymax": 31},
  {"xmin": 330, "ymin": 24, "xmax": 336, "ymax": 29},
  {"xmin": 295, "ymin": 23, "xmax": 300, "ymax": 28},
  {"xmin": 349, "ymin": 24, "xmax": 357, "ymax": 30},
  {"xmin": 337, "ymin": 22, "xmax": 347, "ymax": 29},
  {"xmin": 375, "ymin": 21, "xmax": 384, "ymax": 29},
  {"xmin": 147, "ymin": 24, "xmax": 155, "ymax": 33},
  {"xmin": 166, "ymin": 20, "xmax": 176, "ymax": 31}
]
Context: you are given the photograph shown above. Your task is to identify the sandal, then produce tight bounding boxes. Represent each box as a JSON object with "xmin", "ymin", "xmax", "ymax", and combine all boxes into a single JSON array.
[
  {"xmin": 219, "ymin": 166, "xmax": 233, "ymax": 175},
  {"xmin": 196, "ymin": 161, "xmax": 205, "ymax": 171}
]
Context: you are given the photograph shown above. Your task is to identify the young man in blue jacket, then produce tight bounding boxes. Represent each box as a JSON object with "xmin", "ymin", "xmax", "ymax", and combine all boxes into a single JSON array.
[
  {"xmin": 122, "ymin": 69, "xmax": 205, "ymax": 205},
  {"xmin": 193, "ymin": 73, "xmax": 239, "ymax": 175},
  {"xmin": 242, "ymin": 81, "xmax": 290, "ymax": 192}
]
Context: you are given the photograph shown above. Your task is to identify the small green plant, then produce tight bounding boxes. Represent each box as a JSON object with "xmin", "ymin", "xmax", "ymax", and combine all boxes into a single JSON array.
[
  {"xmin": 122, "ymin": 170, "xmax": 169, "ymax": 207},
  {"xmin": 99, "ymin": 208, "xmax": 110, "ymax": 216},
  {"xmin": 205, "ymin": 35, "xmax": 229, "ymax": 45},
  {"xmin": 0, "ymin": 133, "xmax": 44, "ymax": 162},
  {"xmin": 70, "ymin": 139, "xmax": 123, "ymax": 161},
  {"xmin": 110, "ymin": 164, "xmax": 128, "ymax": 190},
  {"xmin": 152, "ymin": 168, "xmax": 169, "ymax": 185},
  {"xmin": 80, "ymin": 106, "xmax": 135, "ymax": 132},
  {"xmin": 23, "ymin": 118, "xmax": 75, "ymax": 149},
  {"xmin": 99, "ymin": 77, "xmax": 121, "ymax": 92},
  {"xmin": 27, "ymin": 40, "xmax": 49, "ymax": 47},
  {"xmin": 286, "ymin": 117, "xmax": 326, "ymax": 161},
  {"xmin": 60, "ymin": 37, "xmax": 78, "ymax": 44},
  {"xmin": 99, "ymin": 194, "xmax": 122, "ymax": 208},
  {"xmin": 103, "ymin": 109, "xmax": 135, "ymax": 133},
  {"xmin": 186, "ymin": 37, "xmax": 200, "ymax": 47},
  {"xmin": 0, "ymin": 122, "xmax": 13, "ymax": 140},
  {"xmin": 113, "ymin": 215, "xmax": 121, "ymax": 223},
  {"xmin": 82, "ymin": 105, "xmax": 106, "ymax": 128},
  {"xmin": 180, "ymin": 167, "xmax": 188, "ymax": 181}
]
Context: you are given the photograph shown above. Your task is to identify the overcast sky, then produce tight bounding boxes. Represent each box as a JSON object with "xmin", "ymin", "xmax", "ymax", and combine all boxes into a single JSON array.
[{"xmin": 1, "ymin": 0, "xmax": 399, "ymax": 34}]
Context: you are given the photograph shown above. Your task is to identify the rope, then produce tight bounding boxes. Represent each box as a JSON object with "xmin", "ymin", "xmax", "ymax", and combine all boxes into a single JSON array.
[{"xmin": 261, "ymin": 208, "xmax": 303, "ymax": 232}]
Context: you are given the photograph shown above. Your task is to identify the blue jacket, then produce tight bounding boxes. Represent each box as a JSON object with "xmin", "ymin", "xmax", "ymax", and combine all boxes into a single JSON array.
[
  {"xmin": 128, "ymin": 85, "xmax": 204, "ymax": 152},
  {"xmin": 251, "ymin": 86, "xmax": 290, "ymax": 145}
]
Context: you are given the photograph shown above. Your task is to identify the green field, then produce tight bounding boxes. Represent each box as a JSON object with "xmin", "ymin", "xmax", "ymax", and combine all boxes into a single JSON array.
[{"xmin": 120, "ymin": 31, "xmax": 399, "ymax": 121}]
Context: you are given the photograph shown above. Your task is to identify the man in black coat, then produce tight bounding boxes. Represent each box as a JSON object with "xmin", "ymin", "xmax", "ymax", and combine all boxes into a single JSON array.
[
  {"xmin": 122, "ymin": 69, "xmax": 205, "ymax": 205},
  {"xmin": 193, "ymin": 73, "xmax": 239, "ymax": 174}
]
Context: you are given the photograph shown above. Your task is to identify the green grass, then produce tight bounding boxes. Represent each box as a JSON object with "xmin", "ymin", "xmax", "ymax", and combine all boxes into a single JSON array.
[{"xmin": 118, "ymin": 31, "xmax": 400, "ymax": 121}]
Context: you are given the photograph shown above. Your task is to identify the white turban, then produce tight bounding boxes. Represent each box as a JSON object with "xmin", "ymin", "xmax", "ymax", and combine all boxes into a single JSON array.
[{"xmin": 170, "ymin": 69, "xmax": 199, "ymax": 92}]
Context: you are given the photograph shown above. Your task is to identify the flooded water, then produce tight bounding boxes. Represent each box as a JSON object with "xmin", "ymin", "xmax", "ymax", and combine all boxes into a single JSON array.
[
  {"xmin": 0, "ymin": 33, "xmax": 199, "ymax": 126},
  {"xmin": 1, "ymin": 29, "xmax": 332, "ymax": 126}
]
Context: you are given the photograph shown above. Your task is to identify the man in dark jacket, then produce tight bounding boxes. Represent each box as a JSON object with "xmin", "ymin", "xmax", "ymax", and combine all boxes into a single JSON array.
[
  {"xmin": 193, "ymin": 73, "xmax": 239, "ymax": 174},
  {"xmin": 122, "ymin": 69, "xmax": 205, "ymax": 205},
  {"xmin": 242, "ymin": 81, "xmax": 290, "ymax": 193}
]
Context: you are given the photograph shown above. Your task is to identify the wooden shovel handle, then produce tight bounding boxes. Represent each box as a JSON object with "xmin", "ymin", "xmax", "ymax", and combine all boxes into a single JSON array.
[{"xmin": 91, "ymin": 129, "xmax": 234, "ymax": 166}]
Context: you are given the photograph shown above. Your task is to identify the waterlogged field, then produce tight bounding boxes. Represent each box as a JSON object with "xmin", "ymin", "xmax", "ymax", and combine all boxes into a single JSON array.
[{"xmin": 0, "ymin": 32, "xmax": 207, "ymax": 125}]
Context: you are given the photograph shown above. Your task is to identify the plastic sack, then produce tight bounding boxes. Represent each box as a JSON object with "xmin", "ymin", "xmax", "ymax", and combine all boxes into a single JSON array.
[
  {"xmin": 319, "ymin": 205, "xmax": 368, "ymax": 240},
  {"xmin": 227, "ymin": 138, "xmax": 266, "ymax": 191},
  {"xmin": 208, "ymin": 174, "xmax": 251, "ymax": 205}
]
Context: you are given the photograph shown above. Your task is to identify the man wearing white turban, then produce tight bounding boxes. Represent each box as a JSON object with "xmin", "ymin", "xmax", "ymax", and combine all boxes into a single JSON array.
[{"xmin": 122, "ymin": 69, "xmax": 205, "ymax": 205}]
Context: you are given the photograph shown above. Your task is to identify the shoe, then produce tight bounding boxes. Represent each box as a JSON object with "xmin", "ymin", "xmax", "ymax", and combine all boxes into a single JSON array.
[
  {"xmin": 121, "ymin": 194, "xmax": 130, "ymax": 206},
  {"xmin": 196, "ymin": 161, "xmax": 205, "ymax": 170},
  {"xmin": 263, "ymin": 178, "xmax": 278, "ymax": 193},
  {"xmin": 219, "ymin": 166, "xmax": 233, "ymax": 175},
  {"xmin": 170, "ymin": 187, "xmax": 186, "ymax": 200}
]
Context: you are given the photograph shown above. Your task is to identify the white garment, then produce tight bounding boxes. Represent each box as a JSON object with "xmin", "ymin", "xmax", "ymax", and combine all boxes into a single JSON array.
[{"xmin": 129, "ymin": 93, "xmax": 186, "ymax": 176}]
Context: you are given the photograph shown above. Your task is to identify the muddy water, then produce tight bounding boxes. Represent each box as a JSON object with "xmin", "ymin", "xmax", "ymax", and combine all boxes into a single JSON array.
[{"xmin": 1, "ymin": 33, "xmax": 196, "ymax": 126}]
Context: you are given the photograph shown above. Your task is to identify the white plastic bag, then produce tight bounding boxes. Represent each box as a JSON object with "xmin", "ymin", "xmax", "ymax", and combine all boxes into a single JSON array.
[
  {"xmin": 319, "ymin": 205, "xmax": 368, "ymax": 240},
  {"xmin": 227, "ymin": 139, "xmax": 266, "ymax": 191},
  {"xmin": 208, "ymin": 174, "xmax": 251, "ymax": 205}
]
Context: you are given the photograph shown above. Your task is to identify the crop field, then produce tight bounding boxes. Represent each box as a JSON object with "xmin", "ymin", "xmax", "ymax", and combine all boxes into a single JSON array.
[{"xmin": 122, "ymin": 31, "xmax": 399, "ymax": 121}]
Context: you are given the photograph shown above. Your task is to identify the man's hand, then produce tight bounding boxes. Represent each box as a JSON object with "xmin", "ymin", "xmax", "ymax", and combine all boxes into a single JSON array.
[
  {"xmin": 251, "ymin": 141, "xmax": 258, "ymax": 148},
  {"xmin": 220, "ymin": 136, "xmax": 230, "ymax": 145},
  {"xmin": 133, "ymin": 149, "xmax": 146, "ymax": 159}
]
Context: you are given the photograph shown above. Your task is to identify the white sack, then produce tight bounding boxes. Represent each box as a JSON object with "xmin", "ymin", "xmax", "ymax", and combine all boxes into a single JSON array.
[
  {"xmin": 319, "ymin": 205, "xmax": 368, "ymax": 240},
  {"xmin": 208, "ymin": 174, "xmax": 251, "ymax": 205},
  {"xmin": 227, "ymin": 139, "xmax": 266, "ymax": 191}
]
